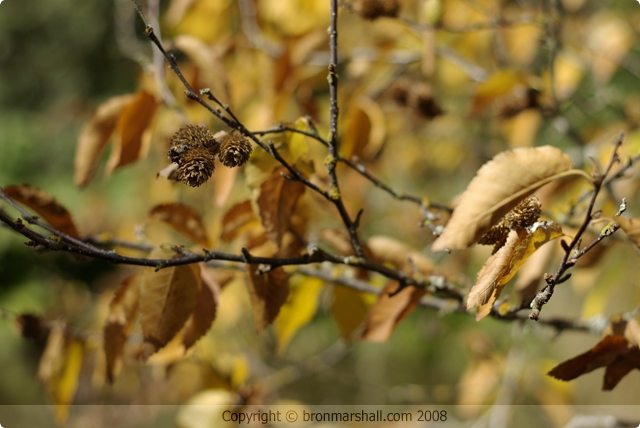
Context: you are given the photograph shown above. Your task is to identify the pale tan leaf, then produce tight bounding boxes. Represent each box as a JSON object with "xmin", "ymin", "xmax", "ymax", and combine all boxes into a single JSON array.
[
  {"xmin": 367, "ymin": 235, "xmax": 436, "ymax": 275},
  {"xmin": 74, "ymin": 94, "xmax": 134, "ymax": 187},
  {"xmin": 4, "ymin": 184, "xmax": 80, "ymax": 238},
  {"xmin": 104, "ymin": 275, "xmax": 140, "ymax": 383},
  {"xmin": 105, "ymin": 90, "xmax": 158, "ymax": 175},
  {"xmin": 468, "ymin": 230, "xmax": 522, "ymax": 318},
  {"xmin": 273, "ymin": 276, "xmax": 324, "ymax": 353},
  {"xmin": 332, "ymin": 286, "xmax": 367, "ymax": 340},
  {"xmin": 38, "ymin": 322, "xmax": 66, "ymax": 382},
  {"xmin": 212, "ymin": 164, "xmax": 238, "ymax": 207},
  {"xmin": 432, "ymin": 146, "xmax": 577, "ymax": 251},
  {"xmin": 149, "ymin": 203, "xmax": 211, "ymax": 248},
  {"xmin": 624, "ymin": 318, "xmax": 640, "ymax": 347},
  {"xmin": 257, "ymin": 166, "xmax": 306, "ymax": 246},
  {"xmin": 360, "ymin": 281, "xmax": 426, "ymax": 343},
  {"xmin": 182, "ymin": 263, "xmax": 220, "ymax": 349},
  {"xmin": 246, "ymin": 265, "xmax": 290, "ymax": 333},
  {"xmin": 140, "ymin": 248, "xmax": 201, "ymax": 359}
]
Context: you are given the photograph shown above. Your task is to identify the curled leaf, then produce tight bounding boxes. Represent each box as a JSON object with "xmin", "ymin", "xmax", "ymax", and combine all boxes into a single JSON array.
[
  {"xmin": 548, "ymin": 335, "xmax": 629, "ymax": 381},
  {"xmin": 105, "ymin": 90, "xmax": 158, "ymax": 175},
  {"xmin": 74, "ymin": 94, "xmax": 135, "ymax": 187},
  {"xmin": 432, "ymin": 146, "xmax": 576, "ymax": 251},
  {"xmin": 4, "ymin": 184, "xmax": 80, "ymax": 238}
]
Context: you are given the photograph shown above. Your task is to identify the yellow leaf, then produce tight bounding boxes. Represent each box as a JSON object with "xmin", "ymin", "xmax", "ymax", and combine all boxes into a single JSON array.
[
  {"xmin": 472, "ymin": 70, "xmax": 524, "ymax": 114},
  {"xmin": 288, "ymin": 117, "xmax": 312, "ymax": 161},
  {"xmin": 53, "ymin": 340, "xmax": 84, "ymax": 425},
  {"xmin": 140, "ymin": 248, "xmax": 201, "ymax": 359},
  {"xmin": 340, "ymin": 97, "xmax": 386, "ymax": 160},
  {"xmin": 274, "ymin": 276, "xmax": 324, "ymax": 353},
  {"xmin": 74, "ymin": 94, "xmax": 134, "ymax": 187},
  {"xmin": 432, "ymin": 146, "xmax": 578, "ymax": 251},
  {"xmin": 105, "ymin": 90, "xmax": 158, "ymax": 175},
  {"xmin": 149, "ymin": 202, "xmax": 211, "ymax": 248},
  {"xmin": 4, "ymin": 184, "xmax": 80, "ymax": 238},
  {"xmin": 332, "ymin": 286, "xmax": 367, "ymax": 340}
]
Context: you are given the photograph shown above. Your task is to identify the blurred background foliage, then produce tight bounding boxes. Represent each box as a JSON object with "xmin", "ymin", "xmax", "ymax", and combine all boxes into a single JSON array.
[{"xmin": 1, "ymin": 0, "xmax": 640, "ymax": 426}]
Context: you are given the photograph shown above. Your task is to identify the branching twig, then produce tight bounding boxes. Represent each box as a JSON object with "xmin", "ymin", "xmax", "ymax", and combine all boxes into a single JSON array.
[{"xmin": 530, "ymin": 133, "xmax": 624, "ymax": 320}]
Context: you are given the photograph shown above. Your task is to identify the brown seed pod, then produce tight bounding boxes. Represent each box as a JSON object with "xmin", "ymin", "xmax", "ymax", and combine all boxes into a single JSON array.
[
  {"xmin": 478, "ymin": 195, "xmax": 541, "ymax": 253},
  {"xmin": 353, "ymin": 0, "xmax": 400, "ymax": 20},
  {"xmin": 177, "ymin": 147, "xmax": 215, "ymax": 187},
  {"xmin": 407, "ymin": 82, "xmax": 443, "ymax": 119},
  {"xmin": 218, "ymin": 132, "xmax": 253, "ymax": 168},
  {"xmin": 168, "ymin": 125, "xmax": 217, "ymax": 163}
]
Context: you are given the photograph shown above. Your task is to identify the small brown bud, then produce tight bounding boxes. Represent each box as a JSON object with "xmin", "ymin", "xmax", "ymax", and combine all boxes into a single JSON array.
[
  {"xmin": 218, "ymin": 132, "xmax": 253, "ymax": 168},
  {"xmin": 177, "ymin": 148, "xmax": 215, "ymax": 187},
  {"xmin": 353, "ymin": 0, "xmax": 400, "ymax": 20}
]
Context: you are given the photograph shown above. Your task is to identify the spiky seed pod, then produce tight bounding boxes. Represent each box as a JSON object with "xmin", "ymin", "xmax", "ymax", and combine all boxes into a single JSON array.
[
  {"xmin": 504, "ymin": 195, "xmax": 542, "ymax": 230},
  {"xmin": 478, "ymin": 195, "xmax": 542, "ymax": 253},
  {"xmin": 168, "ymin": 125, "xmax": 217, "ymax": 163},
  {"xmin": 177, "ymin": 147, "xmax": 215, "ymax": 187},
  {"xmin": 353, "ymin": 0, "xmax": 400, "ymax": 20},
  {"xmin": 218, "ymin": 132, "xmax": 253, "ymax": 168}
]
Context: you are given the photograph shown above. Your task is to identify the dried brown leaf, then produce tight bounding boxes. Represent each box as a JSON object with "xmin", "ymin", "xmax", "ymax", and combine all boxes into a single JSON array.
[
  {"xmin": 149, "ymin": 203, "xmax": 211, "ymax": 248},
  {"xmin": 105, "ymin": 90, "xmax": 158, "ymax": 175},
  {"xmin": 432, "ymin": 146, "xmax": 576, "ymax": 251},
  {"xmin": 257, "ymin": 166, "xmax": 306, "ymax": 247},
  {"xmin": 360, "ymin": 281, "xmax": 426, "ymax": 342},
  {"xmin": 104, "ymin": 275, "xmax": 140, "ymax": 383},
  {"xmin": 246, "ymin": 265, "xmax": 290, "ymax": 333},
  {"xmin": 74, "ymin": 94, "xmax": 135, "ymax": 187},
  {"xmin": 182, "ymin": 263, "xmax": 220, "ymax": 349},
  {"xmin": 139, "ymin": 248, "xmax": 201, "ymax": 359},
  {"xmin": 4, "ymin": 184, "xmax": 80, "ymax": 238},
  {"xmin": 603, "ymin": 346, "xmax": 640, "ymax": 390},
  {"xmin": 547, "ymin": 335, "xmax": 629, "ymax": 381},
  {"xmin": 220, "ymin": 200, "xmax": 259, "ymax": 242}
]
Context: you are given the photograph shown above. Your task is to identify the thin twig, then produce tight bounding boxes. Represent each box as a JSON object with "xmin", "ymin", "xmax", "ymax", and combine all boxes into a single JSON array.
[{"xmin": 530, "ymin": 133, "xmax": 624, "ymax": 320}]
